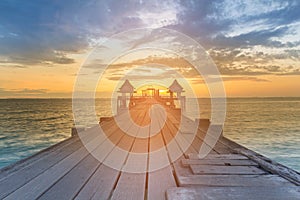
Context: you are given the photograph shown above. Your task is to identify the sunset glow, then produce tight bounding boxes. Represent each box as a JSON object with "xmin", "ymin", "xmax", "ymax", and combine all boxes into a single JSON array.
[{"xmin": 0, "ymin": 1, "xmax": 299, "ymax": 98}]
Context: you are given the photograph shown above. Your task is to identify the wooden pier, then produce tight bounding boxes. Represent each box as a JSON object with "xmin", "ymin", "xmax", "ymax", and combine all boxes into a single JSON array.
[{"xmin": 0, "ymin": 98, "xmax": 300, "ymax": 199}]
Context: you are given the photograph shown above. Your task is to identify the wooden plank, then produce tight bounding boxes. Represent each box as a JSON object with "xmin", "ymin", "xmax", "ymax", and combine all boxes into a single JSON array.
[
  {"xmin": 166, "ymin": 112, "xmax": 180, "ymax": 126},
  {"xmin": 166, "ymin": 120, "xmax": 198, "ymax": 157},
  {"xmin": 111, "ymin": 110, "xmax": 149, "ymax": 200},
  {"xmin": 111, "ymin": 156, "xmax": 147, "ymax": 198},
  {"xmin": 0, "ymin": 123, "xmax": 113, "ymax": 199},
  {"xmin": 177, "ymin": 118, "xmax": 197, "ymax": 135},
  {"xmin": 5, "ymin": 101, "xmax": 300, "ymax": 200},
  {"xmin": 235, "ymin": 147, "xmax": 300, "ymax": 185},
  {"xmin": 4, "ymin": 124, "xmax": 117, "ymax": 200},
  {"xmin": 196, "ymin": 118, "xmax": 210, "ymax": 131},
  {"xmin": 196, "ymin": 124, "xmax": 226, "ymax": 156},
  {"xmin": 38, "ymin": 155, "xmax": 100, "ymax": 200},
  {"xmin": 173, "ymin": 158, "xmax": 193, "ymax": 177},
  {"xmin": 161, "ymin": 123, "xmax": 184, "ymax": 164},
  {"xmin": 148, "ymin": 134, "xmax": 169, "ymax": 171},
  {"xmin": 75, "ymin": 115, "xmax": 139, "ymax": 200},
  {"xmin": 156, "ymin": 108, "xmax": 184, "ymax": 162},
  {"xmin": 168, "ymin": 115, "xmax": 220, "ymax": 157},
  {"xmin": 189, "ymin": 134, "xmax": 203, "ymax": 153},
  {"xmin": 43, "ymin": 127, "xmax": 132, "ymax": 199},
  {"xmin": 135, "ymin": 110, "xmax": 149, "ymax": 138},
  {"xmin": 121, "ymin": 112, "xmax": 149, "ymax": 172},
  {"xmin": 188, "ymin": 153, "xmax": 248, "ymax": 160},
  {"xmin": 220, "ymin": 137, "xmax": 300, "ymax": 184},
  {"xmin": 166, "ymin": 186, "xmax": 300, "ymax": 200},
  {"xmin": 0, "ymin": 136, "xmax": 79, "ymax": 180},
  {"xmin": 195, "ymin": 126, "xmax": 232, "ymax": 154},
  {"xmin": 4, "ymin": 141, "xmax": 97, "ymax": 200},
  {"xmin": 75, "ymin": 135, "xmax": 134, "ymax": 200},
  {"xmin": 101, "ymin": 134, "xmax": 135, "ymax": 170},
  {"xmin": 0, "ymin": 123, "xmax": 111, "ymax": 182},
  {"xmin": 183, "ymin": 140, "xmax": 200, "ymax": 157},
  {"xmin": 212, "ymin": 142, "xmax": 233, "ymax": 154},
  {"xmin": 82, "ymin": 165, "xmax": 120, "ymax": 200},
  {"xmin": 149, "ymin": 105, "xmax": 165, "ymax": 137},
  {"xmin": 111, "ymin": 173, "xmax": 146, "ymax": 200},
  {"xmin": 219, "ymin": 136, "xmax": 245, "ymax": 149},
  {"xmin": 181, "ymin": 158, "xmax": 258, "ymax": 166},
  {"xmin": 185, "ymin": 120, "xmax": 221, "ymax": 154},
  {"xmin": 190, "ymin": 165, "xmax": 267, "ymax": 175},
  {"xmin": 87, "ymin": 121, "xmax": 128, "ymax": 164},
  {"xmin": 195, "ymin": 124, "xmax": 231, "ymax": 154},
  {"xmin": 148, "ymin": 131, "xmax": 176, "ymax": 200},
  {"xmin": 177, "ymin": 174, "xmax": 294, "ymax": 187},
  {"xmin": 148, "ymin": 167, "xmax": 176, "ymax": 200},
  {"xmin": 0, "ymin": 138, "xmax": 82, "ymax": 199},
  {"xmin": 190, "ymin": 134, "xmax": 219, "ymax": 156},
  {"xmin": 99, "ymin": 116, "xmax": 113, "ymax": 123}
]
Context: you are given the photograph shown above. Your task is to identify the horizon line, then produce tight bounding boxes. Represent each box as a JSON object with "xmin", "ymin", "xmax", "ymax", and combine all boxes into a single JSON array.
[{"xmin": 1, "ymin": 96, "xmax": 300, "ymax": 100}]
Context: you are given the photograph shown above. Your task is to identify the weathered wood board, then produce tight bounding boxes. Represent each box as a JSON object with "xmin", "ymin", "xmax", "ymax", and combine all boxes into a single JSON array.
[
  {"xmin": 0, "ymin": 98, "xmax": 299, "ymax": 200},
  {"xmin": 181, "ymin": 158, "xmax": 258, "ymax": 166},
  {"xmin": 190, "ymin": 165, "xmax": 266, "ymax": 175},
  {"xmin": 166, "ymin": 186, "xmax": 300, "ymax": 200},
  {"xmin": 177, "ymin": 174, "xmax": 294, "ymax": 187}
]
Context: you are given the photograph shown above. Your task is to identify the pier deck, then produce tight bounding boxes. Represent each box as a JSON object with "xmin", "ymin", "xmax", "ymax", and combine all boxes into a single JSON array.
[{"xmin": 0, "ymin": 99, "xmax": 300, "ymax": 200}]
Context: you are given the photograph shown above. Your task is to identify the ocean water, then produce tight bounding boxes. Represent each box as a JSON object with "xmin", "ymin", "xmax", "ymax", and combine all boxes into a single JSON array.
[
  {"xmin": 0, "ymin": 99, "xmax": 112, "ymax": 168},
  {"xmin": 187, "ymin": 97, "xmax": 300, "ymax": 172},
  {"xmin": 0, "ymin": 98, "xmax": 299, "ymax": 172}
]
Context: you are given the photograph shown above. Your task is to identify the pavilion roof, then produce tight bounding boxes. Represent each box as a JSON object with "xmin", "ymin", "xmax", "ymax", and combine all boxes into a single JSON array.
[
  {"xmin": 169, "ymin": 80, "xmax": 183, "ymax": 92},
  {"xmin": 119, "ymin": 79, "xmax": 134, "ymax": 93}
]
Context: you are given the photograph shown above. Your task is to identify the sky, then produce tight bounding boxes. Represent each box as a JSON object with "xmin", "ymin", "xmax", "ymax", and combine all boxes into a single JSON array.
[{"xmin": 0, "ymin": 0, "xmax": 300, "ymax": 98}]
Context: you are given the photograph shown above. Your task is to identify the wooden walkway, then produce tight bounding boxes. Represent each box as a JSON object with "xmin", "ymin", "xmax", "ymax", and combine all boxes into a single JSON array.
[{"xmin": 0, "ymin": 99, "xmax": 300, "ymax": 199}]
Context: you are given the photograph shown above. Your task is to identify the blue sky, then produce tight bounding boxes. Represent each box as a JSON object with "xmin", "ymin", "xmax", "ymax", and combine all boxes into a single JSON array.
[{"xmin": 0, "ymin": 0, "xmax": 300, "ymax": 97}]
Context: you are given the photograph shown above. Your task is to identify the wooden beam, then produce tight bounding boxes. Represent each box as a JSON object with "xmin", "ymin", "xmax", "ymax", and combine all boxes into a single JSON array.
[
  {"xmin": 166, "ymin": 186, "xmax": 300, "ymax": 200},
  {"xmin": 190, "ymin": 165, "xmax": 267, "ymax": 175},
  {"xmin": 177, "ymin": 174, "xmax": 293, "ymax": 187},
  {"xmin": 235, "ymin": 148, "xmax": 300, "ymax": 186}
]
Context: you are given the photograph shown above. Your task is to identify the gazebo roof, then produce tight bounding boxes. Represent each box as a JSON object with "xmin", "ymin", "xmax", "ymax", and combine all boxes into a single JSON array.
[
  {"xmin": 169, "ymin": 80, "xmax": 184, "ymax": 92},
  {"xmin": 119, "ymin": 79, "xmax": 134, "ymax": 93}
]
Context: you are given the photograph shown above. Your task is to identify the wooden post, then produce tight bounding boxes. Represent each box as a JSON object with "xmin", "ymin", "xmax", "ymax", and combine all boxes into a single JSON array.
[
  {"xmin": 99, "ymin": 117, "xmax": 113, "ymax": 123},
  {"xmin": 71, "ymin": 126, "xmax": 85, "ymax": 137},
  {"xmin": 180, "ymin": 96, "xmax": 186, "ymax": 112}
]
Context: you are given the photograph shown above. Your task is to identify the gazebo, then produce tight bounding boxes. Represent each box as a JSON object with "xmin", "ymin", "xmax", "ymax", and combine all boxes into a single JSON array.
[
  {"xmin": 169, "ymin": 80, "xmax": 184, "ymax": 98},
  {"xmin": 168, "ymin": 80, "xmax": 186, "ymax": 111},
  {"xmin": 117, "ymin": 79, "xmax": 134, "ymax": 113}
]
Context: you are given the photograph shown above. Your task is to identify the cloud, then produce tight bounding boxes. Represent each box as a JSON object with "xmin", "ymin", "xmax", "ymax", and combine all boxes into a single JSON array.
[
  {"xmin": 106, "ymin": 68, "xmax": 179, "ymax": 81},
  {"xmin": 99, "ymin": 56, "xmax": 198, "ymax": 79},
  {"xmin": 168, "ymin": 0, "xmax": 300, "ymax": 50},
  {"xmin": 0, "ymin": 0, "xmax": 183, "ymax": 67},
  {"xmin": 212, "ymin": 27, "xmax": 289, "ymax": 48},
  {"xmin": 0, "ymin": 88, "xmax": 48, "ymax": 96},
  {"xmin": 208, "ymin": 46, "xmax": 300, "ymax": 76},
  {"xmin": 0, "ymin": 88, "xmax": 75, "ymax": 98},
  {"xmin": 191, "ymin": 76, "xmax": 270, "ymax": 85},
  {"xmin": 0, "ymin": 0, "xmax": 300, "ymax": 75},
  {"xmin": 219, "ymin": 64, "xmax": 300, "ymax": 76},
  {"xmin": 97, "ymin": 54, "xmax": 300, "ymax": 82},
  {"xmin": 0, "ymin": 64, "xmax": 26, "ymax": 68},
  {"xmin": 278, "ymin": 68, "xmax": 300, "ymax": 75}
]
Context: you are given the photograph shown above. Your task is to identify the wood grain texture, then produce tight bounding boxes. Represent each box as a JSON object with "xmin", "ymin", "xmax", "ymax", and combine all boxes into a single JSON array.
[
  {"xmin": 190, "ymin": 165, "xmax": 267, "ymax": 175},
  {"xmin": 181, "ymin": 158, "xmax": 258, "ymax": 166},
  {"xmin": 166, "ymin": 186, "xmax": 300, "ymax": 200},
  {"xmin": 177, "ymin": 174, "xmax": 294, "ymax": 187}
]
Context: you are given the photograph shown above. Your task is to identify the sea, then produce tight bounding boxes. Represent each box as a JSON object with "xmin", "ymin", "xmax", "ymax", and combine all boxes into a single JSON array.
[{"xmin": 0, "ymin": 98, "xmax": 300, "ymax": 172}]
